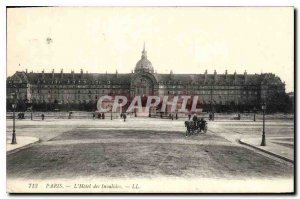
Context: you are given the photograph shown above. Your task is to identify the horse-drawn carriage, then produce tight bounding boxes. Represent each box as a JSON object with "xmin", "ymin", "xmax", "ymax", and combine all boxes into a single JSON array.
[{"xmin": 184, "ymin": 119, "xmax": 207, "ymax": 136}]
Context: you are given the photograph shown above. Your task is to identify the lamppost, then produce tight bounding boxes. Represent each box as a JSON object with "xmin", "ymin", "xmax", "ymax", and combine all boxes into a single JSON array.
[
  {"xmin": 110, "ymin": 106, "xmax": 113, "ymax": 120},
  {"xmin": 11, "ymin": 103, "xmax": 17, "ymax": 144},
  {"xmin": 253, "ymin": 107, "xmax": 257, "ymax": 122},
  {"xmin": 31, "ymin": 107, "xmax": 33, "ymax": 120},
  {"xmin": 261, "ymin": 103, "xmax": 266, "ymax": 146}
]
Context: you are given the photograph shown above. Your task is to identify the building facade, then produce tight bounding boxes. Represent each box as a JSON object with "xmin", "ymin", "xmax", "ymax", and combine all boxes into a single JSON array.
[{"xmin": 7, "ymin": 45, "xmax": 287, "ymax": 113}]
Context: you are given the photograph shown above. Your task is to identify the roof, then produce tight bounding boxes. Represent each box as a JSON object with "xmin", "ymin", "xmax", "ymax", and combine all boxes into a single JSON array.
[
  {"xmin": 154, "ymin": 73, "xmax": 276, "ymax": 86},
  {"xmin": 7, "ymin": 71, "xmax": 285, "ymax": 86}
]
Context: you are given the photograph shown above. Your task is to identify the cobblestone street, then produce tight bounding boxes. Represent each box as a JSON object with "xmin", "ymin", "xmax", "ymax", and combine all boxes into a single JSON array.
[{"xmin": 6, "ymin": 117, "xmax": 294, "ymax": 192}]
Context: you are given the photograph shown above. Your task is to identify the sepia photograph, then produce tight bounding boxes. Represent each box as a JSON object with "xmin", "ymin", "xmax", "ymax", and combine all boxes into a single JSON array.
[{"xmin": 5, "ymin": 6, "xmax": 294, "ymax": 193}]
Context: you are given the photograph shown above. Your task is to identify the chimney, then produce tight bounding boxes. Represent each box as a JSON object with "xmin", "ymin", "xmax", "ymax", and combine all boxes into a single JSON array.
[
  {"xmin": 60, "ymin": 69, "xmax": 63, "ymax": 79},
  {"xmin": 80, "ymin": 69, "xmax": 83, "ymax": 78},
  {"xmin": 71, "ymin": 70, "xmax": 75, "ymax": 79},
  {"xmin": 25, "ymin": 69, "xmax": 28, "ymax": 74},
  {"xmin": 52, "ymin": 69, "xmax": 54, "ymax": 78},
  {"xmin": 234, "ymin": 71, "xmax": 237, "ymax": 84},
  {"xmin": 42, "ymin": 69, "xmax": 45, "ymax": 78},
  {"xmin": 214, "ymin": 70, "xmax": 217, "ymax": 82},
  {"xmin": 116, "ymin": 70, "xmax": 118, "ymax": 78},
  {"xmin": 244, "ymin": 70, "xmax": 248, "ymax": 83},
  {"xmin": 225, "ymin": 70, "xmax": 228, "ymax": 80}
]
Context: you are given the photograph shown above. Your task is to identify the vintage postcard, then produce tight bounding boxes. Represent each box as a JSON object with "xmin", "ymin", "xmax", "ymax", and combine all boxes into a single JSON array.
[{"xmin": 6, "ymin": 7, "xmax": 294, "ymax": 193}]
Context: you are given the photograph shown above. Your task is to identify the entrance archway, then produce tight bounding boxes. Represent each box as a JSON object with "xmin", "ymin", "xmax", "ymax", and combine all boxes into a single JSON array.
[{"xmin": 130, "ymin": 73, "xmax": 158, "ymax": 97}]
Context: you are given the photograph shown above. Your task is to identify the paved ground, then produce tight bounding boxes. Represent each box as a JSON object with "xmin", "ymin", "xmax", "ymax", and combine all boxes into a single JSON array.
[
  {"xmin": 208, "ymin": 120, "xmax": 294, "ymax": 161},
  {"xmin": 6, "ymin": 136, "xmax": 39, "ymax": 152},
  {"xmin": 240, "ymin": 137, "xmax": 294, "ymax": 162},
  {"xmin": 6, "ymin": 118, "xmax": 294, "ymax": 181}
]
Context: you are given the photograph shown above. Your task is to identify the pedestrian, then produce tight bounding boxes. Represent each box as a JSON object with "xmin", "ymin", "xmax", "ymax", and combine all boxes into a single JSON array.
[
  {"xmin": 102, "ymin": 113, "xmax": 105, "ymax": 119},
  {"xmin": 41, "ymin": 113, "xmax": 44, "ymax": 120},
  {"xmin": 92, "ymin": 113, "xmax": 95, "ymax": 120},
  {"xmin": 123, "ymin": 114, "xmax": 127, "ymax": 122},
  {"xmin": 175, "ymin": 113, "xmax": 178, "ymax": 120},
  {"xmin": 200, "ymin": 118, "xmax": 204, "ymax": 132},
  {"xmin": 188, "ymin": 114, "xmax": 191, "ymax": 120},
  {"xmin": 192, "ymin": 114, "xmax": 198, "ymax": 127}
]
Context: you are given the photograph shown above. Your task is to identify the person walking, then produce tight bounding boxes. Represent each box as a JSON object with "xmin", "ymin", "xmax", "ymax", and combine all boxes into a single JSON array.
[
  {"xmin": 200, "ymin": 118, "xmax": 205, "ymax": 132},
  {"xmin": 41, "ymin": 113, "xmax": 45, "ymax": 120},
  {"xmin": 192, "ymin": 114, "xmax": 198, "ymax": 128},
  {"xmin": 123, "ymin": 113, "xmax": 127, "ymax": 122}
]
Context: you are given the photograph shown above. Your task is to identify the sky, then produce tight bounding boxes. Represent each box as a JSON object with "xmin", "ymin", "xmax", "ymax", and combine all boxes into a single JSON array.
[{"xmin": 7, "ymin": 7, "xmax": 294, "ymax": 92}]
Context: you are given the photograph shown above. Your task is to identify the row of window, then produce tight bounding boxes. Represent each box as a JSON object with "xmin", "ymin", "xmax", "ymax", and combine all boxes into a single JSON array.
[
  {"xmin": 31, "ymin": 89, "xmax": 259, "ymax": 95},
  {"xmin": 164, "ymin": 90, "xmax": 258, "ymax": 95},
  {"xmin": 32, "ymin": 90, "xmax": 131, "ymax": 94},
  {"xmin": 34, "ymin": 85, "xmax": 126, "ymax": 89},
  {"xmin": 30, "ymin": 98, "xmax": 257, "ymax": 105},
  {"xmin": 31, "ymin": 94, "xmax": 258, "ymax": 103},
  {"xmin": 31, "ymin": 90, "xmax": 259, "ymax": 95},
  {"xmin": 32, "ymin": 84, "xmax": 258, "ymax": 90},
  {"xmin": 32, "ymin": 79, "xmax": 252, "ymax": 86}
]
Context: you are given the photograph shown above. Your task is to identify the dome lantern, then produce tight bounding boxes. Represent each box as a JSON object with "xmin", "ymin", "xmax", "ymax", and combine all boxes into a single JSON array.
[{"xmin": 134, "ymin": 42, "xmax": 154, "ymax": 73}]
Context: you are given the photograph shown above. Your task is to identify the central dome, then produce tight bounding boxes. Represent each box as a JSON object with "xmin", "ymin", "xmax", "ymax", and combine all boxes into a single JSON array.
[{"xmin": 134, "ymin": 43, "xmax": 154, "ymax": 73}]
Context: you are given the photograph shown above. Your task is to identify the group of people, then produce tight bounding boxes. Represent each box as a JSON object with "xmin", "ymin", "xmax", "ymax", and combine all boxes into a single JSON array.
[
  {"xmin": 92, "ymin": 112, "xmax": 127, "ymax": 121},
  {"xmin": 92, "ymin": 113, "xmax": 105, "ymax": 120},
  {"xmin": 17, "ymin": 112, "xmax": 25, "ymax": 119},
  {"xmin": 189, "ymin": 114, "xmax": 207, "ymax": 132},
  {"xmin": 168, "ymin": 114, "xmax": 176, "ymax": 120}
]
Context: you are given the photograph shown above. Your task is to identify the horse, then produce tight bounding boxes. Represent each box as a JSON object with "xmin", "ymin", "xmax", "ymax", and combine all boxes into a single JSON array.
[
  {"xmin": 184, "ymin": 120, "xmax": 207, "ymax": 136},
  {"xmin": 184, "ymin": 120, "xmax": 199, "ymax": 136}
]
